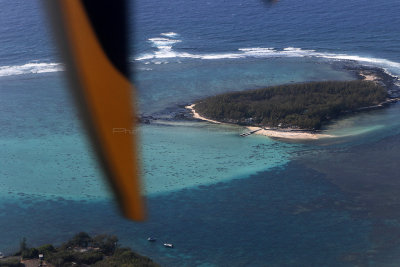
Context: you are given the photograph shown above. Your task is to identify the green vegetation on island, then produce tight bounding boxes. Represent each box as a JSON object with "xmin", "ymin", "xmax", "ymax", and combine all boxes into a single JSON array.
[
  {"xmin": 0, "ymin": 233, "xmax": 159, "ymax": 267},
  {"xmin": 194, "ymin": 80, "xmax": 388, "ymax": 130}
]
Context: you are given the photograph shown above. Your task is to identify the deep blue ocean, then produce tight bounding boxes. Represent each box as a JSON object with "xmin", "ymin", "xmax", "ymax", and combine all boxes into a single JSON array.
[{"xmin": 1, "ymin": 0, "xmax": 400, "ymax": 266}]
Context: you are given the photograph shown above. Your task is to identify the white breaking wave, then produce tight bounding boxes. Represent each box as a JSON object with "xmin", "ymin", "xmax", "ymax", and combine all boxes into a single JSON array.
[
  {"xmin": 137, "ymin": 44, "xmax": 400, "ymax": 70},
  {"xmin": 135, "ymin": 35, "xmax": 400, "ymax": 77},
  {"xmin": 148, "ymin": 37, "xmax": 182, "ymax": 48},
  {"xmin": 238, "ymin": 47, "xmax": 277, "ymax": 56},
  {"xmin": 0, "ymin": 62, "xmax": 64, "ymax": 77},
  {"xmin": 135, "ymin": 37, "xmax": 186, "ymax": 61},
  {"xmin": 160, "ymin": 32, "xmax": 179, "ymax": 38}
]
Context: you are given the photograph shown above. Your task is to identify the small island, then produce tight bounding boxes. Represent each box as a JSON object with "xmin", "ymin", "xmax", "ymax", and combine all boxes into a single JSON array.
[{"xmin": 187, "ymin": 70, "xmax": 399, "ymax": 139}]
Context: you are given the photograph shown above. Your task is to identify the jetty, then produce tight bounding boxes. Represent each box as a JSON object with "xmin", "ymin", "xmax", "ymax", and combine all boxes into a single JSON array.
[{"xmin": 240, "ymin": 128, "xmax": 261, "ymax": 137}]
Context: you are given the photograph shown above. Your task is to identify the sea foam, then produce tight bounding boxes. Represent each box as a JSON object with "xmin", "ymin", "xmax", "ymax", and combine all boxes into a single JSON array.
[{"xmin": 0, "ymin": 62, "xmax": 64, "ymax": 77}]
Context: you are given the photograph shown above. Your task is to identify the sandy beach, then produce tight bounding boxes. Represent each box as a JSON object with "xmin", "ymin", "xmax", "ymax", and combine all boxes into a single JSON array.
[
  {"xmin": 186, "ymin": 104, "xmax": 333, "ymax": 140},
  {"xmin": 246, "ymin": 126, "xmax": 333, "ymax": 140},
  {"xmin": 186, "ymin": 104, "xmax": 222, "ymax": 124},
  {"xmin": 359, "ymin": 71, "xmax": 380, "ymax": 82}
]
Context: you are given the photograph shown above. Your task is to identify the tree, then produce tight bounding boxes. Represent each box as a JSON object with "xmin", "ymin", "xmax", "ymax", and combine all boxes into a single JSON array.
[
  {"xmin": 63, "ymin": 232, "xmax": 93, "ymax": 248},
  {"xmin": 195, "ymin": 80, "xmax": 387, "ymax": 130},
  {"xmin": 22, "ymin": 248, "xmax": 39, "ymax": 259},
  {"xmin": 92, "ymin": 234, "xmax": 119, "ymax": 255},
  {"xmin": 15, "ymin": 237, "xmax": 28, "ymax": 256}
]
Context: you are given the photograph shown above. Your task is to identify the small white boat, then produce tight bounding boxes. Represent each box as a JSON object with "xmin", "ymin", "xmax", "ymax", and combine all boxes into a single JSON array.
[
  {"xmin": 147, "ymin": 237, "xmax": 157, "ymax": 242},
  {"xmin": 0, "ymin": 252, "xmax": 4, "ymax": 259},
  {"xmin": 163, "ymin": 243, "xmax": 174, "ymax": 248}
]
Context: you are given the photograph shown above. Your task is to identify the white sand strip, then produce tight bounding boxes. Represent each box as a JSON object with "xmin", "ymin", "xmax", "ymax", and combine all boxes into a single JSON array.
[
  {"xmin": 186, "ymin": 104, "xmax": 221, "ymax": 124},
  {"xmin": 246, "ymin": 127, "xmax": 334, "ymax": 140}
]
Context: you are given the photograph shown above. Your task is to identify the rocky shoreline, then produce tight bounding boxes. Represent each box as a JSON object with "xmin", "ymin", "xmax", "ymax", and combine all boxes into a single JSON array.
[{"xmin": 344, "ymin": 65, "xmax": 400, "ymax": 96}]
